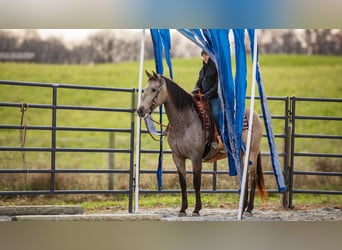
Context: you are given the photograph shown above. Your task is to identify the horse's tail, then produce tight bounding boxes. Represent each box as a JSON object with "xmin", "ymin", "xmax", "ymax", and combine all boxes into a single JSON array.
[{"xmin": 256, "ymin": 152, "xmax": 268, "ymax": 201}]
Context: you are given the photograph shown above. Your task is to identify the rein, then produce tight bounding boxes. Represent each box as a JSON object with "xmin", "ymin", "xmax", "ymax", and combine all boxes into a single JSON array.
[
  {"xmin": 144, "ymin": 114, "xmax": 169, "ymax": 142},
  {"xmin": 148, "ymin": 115, "xmax": 169, "ymax": 129}
]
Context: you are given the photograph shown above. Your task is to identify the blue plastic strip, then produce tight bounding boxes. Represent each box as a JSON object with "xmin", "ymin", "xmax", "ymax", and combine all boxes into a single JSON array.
[
  {"xmin": 232, "ymin": 29, "xmax": 247, "ymax": 180},
  {"xmin": 150, "ymin": 29, "xmax": 173, "ymax": 191},
  {"xmin": 247, "ymin": 29, "xmax": 287, "ymax": 192}
]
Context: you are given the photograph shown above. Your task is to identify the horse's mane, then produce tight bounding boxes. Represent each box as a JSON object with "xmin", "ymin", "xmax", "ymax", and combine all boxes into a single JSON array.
[{"xmin": 161, "ymin": 76, "xmax": 194, "ymax": 111}]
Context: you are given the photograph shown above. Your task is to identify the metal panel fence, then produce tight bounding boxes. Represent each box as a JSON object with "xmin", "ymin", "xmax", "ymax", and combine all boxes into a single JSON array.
[
  {"xmin": 0, "ymin": 80, "xmax": 341, "ymax": 211},
  {"xmin": 287, "ymin": 97, "xmax": 342, "ymax": 208},
  {"xmin": 138, "ymin": 96, "xmax": 291, "ymax": 197},
  {"xmin": 0, "ymin": 80, "xmax": 136, "ymax": 212}
]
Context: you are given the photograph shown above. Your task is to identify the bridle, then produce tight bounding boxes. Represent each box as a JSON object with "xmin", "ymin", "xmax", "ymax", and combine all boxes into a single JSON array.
[
  {"xmin": 148, "ymin": 84, "xmax": 162, "ymax": 115},
  {"xmin": 144, "ymin": 82, "xmax": 169, "ymax": 141}
]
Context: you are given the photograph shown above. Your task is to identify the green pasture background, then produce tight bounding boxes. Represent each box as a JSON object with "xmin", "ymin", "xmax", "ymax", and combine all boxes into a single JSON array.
[{"xmin": 0, "ymin": 55, "xmax": 341, "ymax": 209}]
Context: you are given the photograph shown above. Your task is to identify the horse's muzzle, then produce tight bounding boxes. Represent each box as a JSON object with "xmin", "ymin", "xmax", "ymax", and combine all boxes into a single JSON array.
[{"xmin": 137, "ymin": 106, "xmax": 148, "ymax": 118}]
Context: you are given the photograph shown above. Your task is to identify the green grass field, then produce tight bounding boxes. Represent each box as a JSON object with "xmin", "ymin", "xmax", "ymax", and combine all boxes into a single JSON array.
[{"xmin": 0, "ymin": 55, "xmax": 341, "ymax": 209}]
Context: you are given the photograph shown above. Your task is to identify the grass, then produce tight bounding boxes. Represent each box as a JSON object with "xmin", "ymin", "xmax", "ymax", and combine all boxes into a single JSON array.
[
  {"xmin": 1, "ymin": 193, "xmax": 340, "ymax": 213},
  {"xmin": 0, "ymin": 55, "xmax": 341, "ymax": 209}
]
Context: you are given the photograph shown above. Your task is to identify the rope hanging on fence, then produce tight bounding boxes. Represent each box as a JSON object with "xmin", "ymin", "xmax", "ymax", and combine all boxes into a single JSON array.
[{"xmin": 19, "ymin": 102, "xmax": 28, "ymax": 170}]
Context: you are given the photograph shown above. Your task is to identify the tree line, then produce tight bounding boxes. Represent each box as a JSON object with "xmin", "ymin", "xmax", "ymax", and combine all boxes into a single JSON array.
[{"xmin": 0, "ymin": 29, "xmax": 341, "ymax": 64}]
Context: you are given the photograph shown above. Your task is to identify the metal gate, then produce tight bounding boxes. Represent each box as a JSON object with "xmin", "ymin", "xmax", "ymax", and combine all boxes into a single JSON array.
[
  {"xmin": 1, "ymin": 80, "xmax": 341, "ymax": 211},
  {"xmin": 0, "ymin": 80, "xmax": 136, "ymax": 212}
]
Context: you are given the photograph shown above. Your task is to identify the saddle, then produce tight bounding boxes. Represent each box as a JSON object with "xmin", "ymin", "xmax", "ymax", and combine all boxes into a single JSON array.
[
  {"xmin": 192, "ymin": 94, "xmax": 225, "ymax": 162},
  {"xmin": 192, "ymin": 94, "xmax": 249, "ymax": 163}
]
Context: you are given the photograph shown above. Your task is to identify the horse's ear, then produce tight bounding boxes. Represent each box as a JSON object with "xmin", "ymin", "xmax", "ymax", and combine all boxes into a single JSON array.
[
  {"xmin": 152, "ymin": 71, "xmax": 162, "ymax": 80},
  {"xmin": 145, "ymin": 70, "xmax": 152, "ymax": 79}
]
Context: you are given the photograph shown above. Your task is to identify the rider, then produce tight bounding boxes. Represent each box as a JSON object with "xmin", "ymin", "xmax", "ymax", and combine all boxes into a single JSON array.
[{"xmin": 192, "ymin": 50, "xmax": 223, "ymax": 150}]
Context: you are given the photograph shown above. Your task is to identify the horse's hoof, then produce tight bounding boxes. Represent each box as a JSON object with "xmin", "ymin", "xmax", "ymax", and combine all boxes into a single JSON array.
[
  {"xmin": 245, "ymin": 211, "xmax": 253, "ymax": 217},
  {"xmin": 192, "ymin": 211, "xmax": 200, "ymax": 217},
  {"xmin": 178, "ymin": 212, "xmax": 187, "ymax": 217}
]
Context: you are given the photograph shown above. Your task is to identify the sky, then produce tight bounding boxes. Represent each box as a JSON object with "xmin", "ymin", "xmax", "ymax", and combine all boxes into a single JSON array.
[
  {"xmin": 37, "ymin": 29, "xmax": 100, "ymax": 42},
  {"xmin": 36, "ymin": 29, "xmax": 142, "ymax": 44}
]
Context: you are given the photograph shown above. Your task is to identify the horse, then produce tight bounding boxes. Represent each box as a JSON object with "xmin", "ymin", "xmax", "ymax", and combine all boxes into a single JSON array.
[{"xmin": 137, "ymin": 71, "xmax": 267, "ymax": 216}]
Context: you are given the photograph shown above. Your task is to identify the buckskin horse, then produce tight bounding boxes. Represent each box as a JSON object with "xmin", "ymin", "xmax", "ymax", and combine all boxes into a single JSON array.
[{"xmin": 137, "ymin": 71, "xmax": 267, "ymax": 216}]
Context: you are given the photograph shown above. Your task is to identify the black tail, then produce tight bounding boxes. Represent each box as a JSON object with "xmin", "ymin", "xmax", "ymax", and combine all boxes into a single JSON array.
[{"xmin": 256, "ymin": 153, "xmax": 268, "ymax": 200}]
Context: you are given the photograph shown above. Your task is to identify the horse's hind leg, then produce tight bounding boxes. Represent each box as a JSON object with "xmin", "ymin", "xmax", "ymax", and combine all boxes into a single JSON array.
[
  {"xmin": 192, "ymin": 158, "xmax": 202, "ymax": 216},
  {"xmin": 246, "ymin": 152, "xmax": 258, "ymax": 214},
  {"xmin": 242, "ymin": 171, "xmax": 249, "ymax": 212},
  {"xmin": 246, "ymin": 173, "xmax": 256, "ymax": 214},
  {"xmin": 173, "ymin": 155, "xmax": 188, "ymax": 216}
]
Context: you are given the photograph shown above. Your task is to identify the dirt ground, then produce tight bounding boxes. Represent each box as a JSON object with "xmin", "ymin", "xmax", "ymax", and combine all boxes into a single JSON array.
[
  {"xmin": 136, "ymin": 206, "xmax": 341, "ymax": 221},
  {"xmin": 1, "ymin": 196, "xmax": 341, "ymax": 221}
]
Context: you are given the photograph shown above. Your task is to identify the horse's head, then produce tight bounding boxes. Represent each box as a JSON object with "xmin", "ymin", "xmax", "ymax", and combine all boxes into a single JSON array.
[{"xmin": 137, "ymin": 70, "xmax": 167, "ymax": 118}]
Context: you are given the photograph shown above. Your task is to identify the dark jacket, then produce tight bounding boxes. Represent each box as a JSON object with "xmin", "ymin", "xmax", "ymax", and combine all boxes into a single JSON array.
[{"xmin": 193, "ymin": 58, "xmax": 218, "ymax": 101}]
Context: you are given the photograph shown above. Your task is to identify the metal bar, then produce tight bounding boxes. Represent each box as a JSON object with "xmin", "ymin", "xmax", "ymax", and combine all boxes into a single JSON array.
[
  {"xmin": 50, "ymin": 85, "xmax": 57, "ymax": 193},
  {"xmin": 0, "ymin": 80, "xmax": 55, "ymax": 87},
  {"xmin": 294, "ymin": 152, "xmax": 342, "ymax": 158},
  {"xmin": 292, "ymin": 97, "xmax": 342, "ymax": 102},
  {"xmin": 0, "ymin": 188, "xmax": 285, "ymax": 195},
  {"xmin": 292, "ymin": 190, "xmax": 342, "ymax": 195},
  {"xmin": 0, "ymin": 147, "xmax": 132, "ymax": 153},
  {"xmin": 282, "ymin": 96, "xmax": 290, "ymax": 208},
  {"xmin": 0, "ymin": 80, "xmax": 134, "ymax": 93},
  {"xmin": 139, "ymin": 170, "xmax": 230, "ymax": 175},
  {"xmin": 0, "ymin": 102, "xmax": 134, "ymax": 112},
  {"xmin": 139, "ymin": 189, "xmax": 240, "ymax": 194},
  {"xmin": 0, "ymin": 102, "xmax": 52, "ymax": 109},
  {"xmin": 139, "ymin": 189, "xmax": 287, "ymax": 194},
  {"xmin": 212, "ymin": 162, "xmax": 217, "ymax": 191},
  {"xmin": 293, "ymin": 171, "xmax": 342, "ymax": 176},
  {"xmin": 0, "ymin": 169, "xmax": 131, "ymax": 174},
  {"xmin": 128, "ymin": 90, "xmax": 136, "ymax": 213},
  {"xmin": 294, "ymin": 115, "xmax": 342, "ymax": 121},
  {"xmin": 0, "ymin": 190, "xmax": 131, "ymax": 196},
  {"xmin": 0, "ymin": 125, "xmax": 132, "ymax": 133},
  {"xmin": 246, "ymin": 96, "xmax": 289, "ymax": 101},
  {"xmin": 295, "ymin": 134, "xmax": 342, "ymax": 139},
  {"xmin": 55, "ymin": 84, "xmax": 134, "ymax": 92},
  {"xmin": 56, "ymin": 105, "xmax": 134, "ymax": 113},
  {"xmin": 288, "ymin": 96, "xmax": 296, "ymax": 208},
  {"xmin": 108, "ymin": 132, "xmax": 115, "ymax": 190}
]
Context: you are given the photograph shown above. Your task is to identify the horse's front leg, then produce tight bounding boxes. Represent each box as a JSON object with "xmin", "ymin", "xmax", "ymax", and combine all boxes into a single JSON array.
[
  {"xmin": 173, "ymin": 155, "xmax": 188, "ymax": 216},
  {"xmin": 192, "ymin": 158, "xmax": 202, "ymax": 216}
]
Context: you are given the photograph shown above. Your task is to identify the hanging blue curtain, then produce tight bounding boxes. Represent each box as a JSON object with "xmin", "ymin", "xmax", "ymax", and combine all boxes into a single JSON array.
[
  {"xmin": 150, "ymin": 29, "xmax": 173, "ymax": 191},
  {"xmin": 149, "ymin": 28, "xmax": 286, "ymax": 192},
  {"xmin": 232, "ymin": 29, "xmax": 247, "ymax": 165},
  {"xmin": 179, "ymin": 29, "xmax": 241, "ymax": 177}
]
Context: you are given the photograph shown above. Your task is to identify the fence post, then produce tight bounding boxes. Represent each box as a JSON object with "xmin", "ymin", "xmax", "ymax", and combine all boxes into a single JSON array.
[
  {"xmin": 108, "ymin": 132, "xmax": 115, "ymax": 190},
  {"xmin": 288, "ymin": 96, "xmax": 296, "ymax": 208},
  {"xmin": 128, "ymin": 88, "xmax": 136, "ymax": 213},
  {"xmin": 213, "ymin": 162, "xmax": 217, "ymax": 191},
  {"xmin": 282, "ymin": 97, "xmax": 291, "ymax": 208},
  {"xmin": 50, "ymin": 84, "xmax": 58, "ymax": 194}
]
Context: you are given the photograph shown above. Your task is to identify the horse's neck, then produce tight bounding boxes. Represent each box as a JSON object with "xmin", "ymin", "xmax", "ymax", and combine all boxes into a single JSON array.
[{"xmin": 164, "ymin": 100, "xmax": 194, "ymax": 128}]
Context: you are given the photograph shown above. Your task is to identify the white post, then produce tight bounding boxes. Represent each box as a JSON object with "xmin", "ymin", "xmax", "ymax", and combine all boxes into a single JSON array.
[
  {"xmin": 134, "ymin": 29, "xmax": 145, "ymax": 213},
  {"xmin": 237, "ymin": 30, "xmax": 258, "ymax": 220}
]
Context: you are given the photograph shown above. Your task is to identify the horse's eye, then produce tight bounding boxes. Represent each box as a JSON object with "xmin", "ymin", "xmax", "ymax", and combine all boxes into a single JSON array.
[{"xmin": 151, "ymin": 88, "xmax": 157, "ymax": 92}]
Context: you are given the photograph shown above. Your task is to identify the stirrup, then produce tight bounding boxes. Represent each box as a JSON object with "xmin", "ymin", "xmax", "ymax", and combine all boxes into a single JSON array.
[
  {"xmin": 212, "ymin": 135, "xmax": 224, "ymax": 151},
  {"xmin": 217, "ymin": 135, "xmax": 224, "ymax": 150}
]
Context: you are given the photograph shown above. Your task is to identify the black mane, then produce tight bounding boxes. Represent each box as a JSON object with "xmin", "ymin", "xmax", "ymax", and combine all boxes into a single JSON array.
[{"xmin": 161, "ymin": 76, "xmax": 194, "ymax": 111}]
